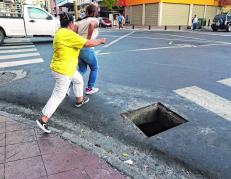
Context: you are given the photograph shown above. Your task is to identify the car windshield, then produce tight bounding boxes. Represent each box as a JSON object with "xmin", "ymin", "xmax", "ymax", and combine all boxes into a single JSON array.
[
  {"xmin": 214, "ymin": 14, "xmax": 226, "ymax": 21},
  {"xmin": 227, "ymin": 14, "xmax": 231, "ymax": 21}
]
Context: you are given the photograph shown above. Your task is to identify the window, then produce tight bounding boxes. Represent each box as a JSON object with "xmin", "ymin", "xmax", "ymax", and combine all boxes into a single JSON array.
[
  {"xmin": 227, "ymin": 14, "xmax": 231, "ymax": 21},
  {"xmin": 28, "ymin": 7, "xmax": 48, "ymax": 19}
]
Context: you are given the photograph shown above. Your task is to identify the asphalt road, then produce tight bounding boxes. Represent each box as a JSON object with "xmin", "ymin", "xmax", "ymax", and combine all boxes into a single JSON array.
[{"xmin": 1, "ymin": 29, "xmax": 231, "ymax": 178}]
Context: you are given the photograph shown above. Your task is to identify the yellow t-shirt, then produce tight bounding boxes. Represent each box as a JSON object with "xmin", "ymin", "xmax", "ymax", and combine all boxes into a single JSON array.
[{"xmin": 50, "ymin": 28, "xmax": 87, "ymax": 77}]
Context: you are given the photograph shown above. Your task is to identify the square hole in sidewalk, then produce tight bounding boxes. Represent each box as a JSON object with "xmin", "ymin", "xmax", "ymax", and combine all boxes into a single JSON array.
[{"xmin": 121, "ymin": 103, "xmax": 188, "ymax": 137}]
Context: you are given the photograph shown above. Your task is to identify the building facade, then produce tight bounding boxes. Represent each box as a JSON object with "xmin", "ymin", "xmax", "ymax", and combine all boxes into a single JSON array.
[
  {"xmin": 125, "ymin": 0, "xmax": 230, "ymax": 26},
  {"xmin": 54, "ymin": 0, "xmax": 100, "ymax": 18}
]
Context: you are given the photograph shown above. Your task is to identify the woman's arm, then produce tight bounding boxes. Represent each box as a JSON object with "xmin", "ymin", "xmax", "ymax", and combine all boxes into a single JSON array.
[{"xmin": 84, "ymin": 38, "xmax": 106, "ymax": 47}]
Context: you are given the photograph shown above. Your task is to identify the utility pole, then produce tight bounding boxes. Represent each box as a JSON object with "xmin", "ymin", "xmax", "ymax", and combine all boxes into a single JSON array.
[{"xmin": 73, "ymin": 0, "xmax": 78, "ymax": 21}]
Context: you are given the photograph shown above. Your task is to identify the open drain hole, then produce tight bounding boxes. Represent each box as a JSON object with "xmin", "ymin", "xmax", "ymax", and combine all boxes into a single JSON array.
[{"xmin": 121, "ymin": 102, "xmax": 188, "ymax": 137}]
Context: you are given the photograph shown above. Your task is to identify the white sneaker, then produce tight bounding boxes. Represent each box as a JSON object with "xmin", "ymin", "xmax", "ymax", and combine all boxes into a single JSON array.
[
  {"xmin": 75, "ymin": 96, "xmax": 89, "ymax": 108},
  {"xmin": 36, "ymin": 119, "xmax": 51, "ymax": 133},
  {"xmin": 85, "ymin": 87, "xmax": 99, "ymax": 95}
]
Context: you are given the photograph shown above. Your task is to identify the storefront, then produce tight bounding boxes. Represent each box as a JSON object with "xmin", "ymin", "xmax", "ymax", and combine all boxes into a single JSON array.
[{"xmin": 125, "ymin": 0, "xmax": 223, "ymax": 26}]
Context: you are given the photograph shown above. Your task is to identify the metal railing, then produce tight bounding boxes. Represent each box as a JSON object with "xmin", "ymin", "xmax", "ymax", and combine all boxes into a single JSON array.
[{"xmin": 0, "ymin": 2, "xmax": 23, "ymax": 17}]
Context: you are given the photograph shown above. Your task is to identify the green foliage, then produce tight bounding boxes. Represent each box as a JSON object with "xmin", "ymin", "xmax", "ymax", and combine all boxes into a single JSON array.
[{"xmin": 102, "ymin": 0, "xmax": 117, "ymax": 10}]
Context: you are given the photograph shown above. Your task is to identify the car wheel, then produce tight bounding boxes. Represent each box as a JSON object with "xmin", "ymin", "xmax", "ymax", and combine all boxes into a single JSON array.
[
  {"xmin": 226, "ymin": 24, "xmax": 231, "ymax": 32},
  {"xmin": 0, "ymin": 29, "xmax": 4, "ymax": 45}
]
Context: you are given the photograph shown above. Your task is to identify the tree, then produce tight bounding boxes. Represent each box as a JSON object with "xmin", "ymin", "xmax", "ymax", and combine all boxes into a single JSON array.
[{"xmin": 102, "ymin": 0, "xmax": 117, "ymax": 11}]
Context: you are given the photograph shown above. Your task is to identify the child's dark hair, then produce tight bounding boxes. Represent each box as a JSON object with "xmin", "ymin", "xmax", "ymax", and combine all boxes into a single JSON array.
[
  {"xmin": 59, "ymin": 12, "xmax": 74, "ymax": 27},
  {"xmin": 86, "ymin": 4, "xmax": 98, "ymax": 16}
]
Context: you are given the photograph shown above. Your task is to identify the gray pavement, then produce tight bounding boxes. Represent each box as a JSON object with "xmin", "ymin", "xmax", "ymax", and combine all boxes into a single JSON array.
[{"xmin": 0, "ymin": 29, "xmax": 231, "ymax": 178}]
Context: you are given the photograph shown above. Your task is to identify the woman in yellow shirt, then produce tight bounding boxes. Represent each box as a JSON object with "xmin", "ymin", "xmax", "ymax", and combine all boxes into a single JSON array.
[{"xmin": 36, "ymin": 12, "xmax": 106, "ymax": 133}]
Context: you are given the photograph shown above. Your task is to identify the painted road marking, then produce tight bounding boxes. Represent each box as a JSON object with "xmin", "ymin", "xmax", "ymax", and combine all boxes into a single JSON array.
[
  {"xmin": 199, "ymin": 43, "xmax": 231, "ymax": 47},
  {"xmin": 129, "ymin": 42, "xmax": 231, "ymax": 52},
  {"xmin": 97, "ymin": 52, "xmax": 111, "ymax": 56},
  {"xmin": 98, "ymin": 30, "xmax": 230, "ymax": 57},
  {"xmin": 217, "ymin": 78, "xmax": 231, "ymax": 87},
  {"xmin": 129, "ymin": 46, "xmax": 190, "ymax": 52},
  {"xmin": 102, "ymin": 34, "xmax": 224, "ymax": 44},
  {"xmin": 4, "ymin": 38, "xmax": 31, "ymax": 43},
  {"xmin": 0, "ymin": 58, "xmax": 44, "ymax": 68},
  {"xmin": 0, "ymin": 52, "xmax": 40, "ymax": 60},
  {"xmin": 0, "ymin": 45, "xmax": 35, "ymax": 49},
  {"xmin": 175, "ymin": 44, "xmax": 197, "ymax": 47},
  {"xmin": 187, "ymin": 31, "xmax": 231, "ymax": 37},
  {"xmin": 96, "ymin": 31, "xmax": 135, "ymax": 54},
  {"xmin": 103, "ymin": 31, "xmax": 135, "ymax": 48},
  {"xmin": 174, "ymin": 86, "xmax": 231, "ymax": 121},
  {"xmin": 2, "ymin": 43, "xmax": 34, "ymax": 46},
  {"xmin": 0, "ymin": 48, "xmax": 37, "ymax": 54},
  {"xmin": 96, "ymin": 46, "xmax": 184, "ymax": 54},
  {"xmin": 154, "ymin": 32, "xmax": 228, "ymax": 44},
  {"xmin": 94, "ymin": 42, "xmax": 231, "ymax": 56}
]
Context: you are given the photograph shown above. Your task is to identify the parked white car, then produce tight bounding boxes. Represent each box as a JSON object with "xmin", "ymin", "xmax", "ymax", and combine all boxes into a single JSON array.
[{"xmin": 0, "ymin": 3, "xmax": 60, "ymax": 44}]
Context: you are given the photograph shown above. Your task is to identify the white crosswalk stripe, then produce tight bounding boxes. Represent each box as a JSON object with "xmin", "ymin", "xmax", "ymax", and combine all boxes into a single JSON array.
[
  {"xmin": 0, "ymin": 45, "xmax": 35, "ymax": 49},
  {"xmin": 174, "ymin": 85, "xmax": 231, "ymax": 121},
  {"xmin": 0, "ymin": 44, "xmax": 44, "ymax": 68},
  {"xmin": 0, "ymin": 58, "xmax": 44, "ymax": 68},
  {"xmin": 0, "ymin": 48, "xmax": 37, "ymax": 54},
  {"xmin": 2, "ymin": 43, "xmax": 33, "ymax": 46},
  {"xmin": 0, "ymin": 52, "xmax": 40, "ymax": 60}
]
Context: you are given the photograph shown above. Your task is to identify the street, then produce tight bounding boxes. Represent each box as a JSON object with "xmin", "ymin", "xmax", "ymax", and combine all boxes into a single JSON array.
[{"xmin": 1, "ymin": 29, "xmax": 231, "ymax": 178}]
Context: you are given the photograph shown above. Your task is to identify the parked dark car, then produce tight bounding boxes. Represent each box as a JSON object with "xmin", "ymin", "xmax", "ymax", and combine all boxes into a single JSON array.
[
  {"xmin": 211, "ymin": 13, "xmax": 231, "ymax": 32},
  {"xmin": 99, "ymin": 17, "xmax": 112, "ymax": 28}
]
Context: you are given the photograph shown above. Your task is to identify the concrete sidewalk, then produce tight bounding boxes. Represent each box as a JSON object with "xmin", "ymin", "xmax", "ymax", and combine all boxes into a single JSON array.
[
  {"xmin": 109, "ymin": 25, "xmax": 213, "ymax": 32},
  {"xmin": 0, "ymin": 115, "xmax": 127, "ymax": 179}
]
